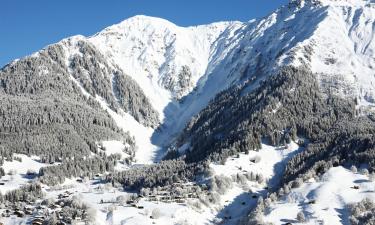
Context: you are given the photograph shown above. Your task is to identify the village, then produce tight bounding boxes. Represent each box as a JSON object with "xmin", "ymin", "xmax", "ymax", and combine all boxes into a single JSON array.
[{"xmin": 0, "ymin": 175, "xmax": 213, "ymax": 225}]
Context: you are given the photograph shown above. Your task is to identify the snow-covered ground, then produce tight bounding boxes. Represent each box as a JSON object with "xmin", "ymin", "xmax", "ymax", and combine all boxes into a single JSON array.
[
  {"xmin": 14, "ymin": 142, "xmax": 297, "ymax": 225},
  {"xmin": 2, "ymin": 131, "xmax": 373, "ymax": 225},
  {"xmin": 0, "ymin": 142, "xmax": 302, "ymax": 225},
  {"xmin": 209, "ymin": 142, "xmax": 301, "ymax": 224},
  {"xmin": 211, "ymin": 142, "xmax": 300, "ymax": 186},
  {"xmin": 263, "ymin": 166, "xmax": 375, "ymax": 225},
  {"xmin": 96, "ymin": 96, "xmax": 158, "ymax": 164},
  {"xmin": 0, "ymin": 154, "xmax": 50, "ymax": 193},
  {"xmin": 44, "ymin": 179, "xmax": 214, "ymax": 225}
]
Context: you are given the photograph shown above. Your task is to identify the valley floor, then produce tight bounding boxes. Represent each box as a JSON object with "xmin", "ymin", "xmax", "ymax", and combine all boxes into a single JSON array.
[
  {"xmin": 1, "ymin": 142, "xmax": 373, "ymax": 225},
  {"xmin": 0, "ymin": 142, "xmax": 298, "ymax": 225}
]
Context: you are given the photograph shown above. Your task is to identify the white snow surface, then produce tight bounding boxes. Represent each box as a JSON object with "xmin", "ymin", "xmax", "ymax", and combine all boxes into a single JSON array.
[
  {"xmin": 101, "ymin": 140, "xmax": 129, "ymax": 159},
  {"xmin": 263, "ymin": 166, "xmax": 375, "ymax": 225},
  {"xmin": 35, "ymin": 142, "xmax": 300, "ymax": 225},
  {"xmin": 0, "ymin": 154, "xmax": 50, "ymax": 193}
]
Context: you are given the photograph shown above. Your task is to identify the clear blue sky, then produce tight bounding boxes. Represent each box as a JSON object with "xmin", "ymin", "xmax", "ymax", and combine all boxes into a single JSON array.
[{"xmin": 0, "ymin": 0, "xmax": 287, "ymax": 67}]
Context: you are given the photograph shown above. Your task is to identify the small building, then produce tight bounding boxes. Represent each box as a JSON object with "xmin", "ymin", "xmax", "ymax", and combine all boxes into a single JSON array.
[
  {"xmin": 31, "ymin": 218, "xmax": 44, "ymax": 225},
  {"xmin": 14, "ymin": 210, "xmax": 25, "ymax": 218},
  {"xmin": 50, "ymin": 204, "xmax": 61, "ymax": 210},
  {"xmin": 25, "ymin": 208, "xmax": 33, "ymax": 215},
  {"xmin": 176, "ymin": 199, "xmax": 185, "ymax": 204}
]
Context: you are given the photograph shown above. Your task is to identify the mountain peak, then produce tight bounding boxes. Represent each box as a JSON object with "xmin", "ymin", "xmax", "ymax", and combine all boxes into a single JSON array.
[
  {"xmin": 290, "ymin": 0, "xmax": 374, "ymax": 7},
  {"xmin": 119, "ymin": 15, "xmax": 177, "ymax": 27}
]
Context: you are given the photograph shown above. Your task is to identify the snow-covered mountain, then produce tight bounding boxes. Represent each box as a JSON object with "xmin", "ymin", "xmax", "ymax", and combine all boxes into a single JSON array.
[
  {"xmin": 57, "ymin": 0, "xmax": 374, "ymax": 119},
  {"xmin": 2, "ymin": 1, "xmax": 375, "ymax": 224},
  {"xmin": 3, "ymin": 0, "xmax": 375, "ymax": 166},
  {"xmin": 56, "ymin": 16, "xmax": 244, "ymax": 117},
  {"xmin": 25, "ymin": 0, "xmax": 370, "ymax": 164}
]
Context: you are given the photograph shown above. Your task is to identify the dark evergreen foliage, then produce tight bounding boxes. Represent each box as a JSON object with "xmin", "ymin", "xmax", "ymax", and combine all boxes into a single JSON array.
[
  {"xmin": 39, "ymin": 155, "xmax": 119, "ymax": 186},
  {"xmin": 0, "ymin": 43, "xmax": 138, "ymax": 165},
  {"xmin": 349, "ymin": 198, "xmax": 375, "ymax": 225},
  {"xmin": 0, "ymin": 183, "xmax": 43, "ymax": 203},
  {"xmin": 70, "ymin": 41, "xmax": 159, "ymax": 127},
  {"xmin": 178, "ymin": 67, "xmax": 356, "ymax": 166},
  {"xmin": 107, "ymin": 160, "xmax": 205, "ymax": 190}
]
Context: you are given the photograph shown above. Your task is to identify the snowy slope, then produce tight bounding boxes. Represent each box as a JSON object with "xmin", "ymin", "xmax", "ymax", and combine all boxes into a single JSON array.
[
  {"xmin": 285, "ymin": 0, "xmax": 375, "ymax": 103},
  {"xmin": 89, "ymin": 16, "xmax": 244, "ymax": 114},
  {"xmin": 262, "ymin": 166, "xmax": 375, "ymax": 225},
  {"xmin": 34, "ymin": 142, "xmax": 300, "ymax": 225},
  {"xmin": 0, "ymin": 154, "xmax": 50, "ymax": 193}
]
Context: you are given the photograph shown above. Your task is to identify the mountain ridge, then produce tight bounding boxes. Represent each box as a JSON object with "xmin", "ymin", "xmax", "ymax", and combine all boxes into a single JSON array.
[{"xmin": 3, "ymin": 0, "xmax": 375, "ymax": 163}]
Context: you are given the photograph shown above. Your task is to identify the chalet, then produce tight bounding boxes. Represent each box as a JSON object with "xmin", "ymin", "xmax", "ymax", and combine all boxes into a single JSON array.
[
  {"xmin": 187, "ymin": 193, "xmax": 196, "ymax": 198},
  {"xmin": 1, "ymin": 212, "xmax": 10, "ymax": 217},
  {"xmin": 176, "ymin": 199, "xmax": 185, "ymax": 204},
  {"xmin": 161, "ymin": 196, "xmax": 171, "ymax": 201},
  {"xmin": 74, "ymin": 216, "xmax": 82, "ymax": 221},
  {"xmin": 308, "ymin": 200, "xmax": 316, "ymax": 204},
  {"xmin": 148, "ymin": 196, "xmax": 157, "ymax": 201},
  {"xmin": 14, "ymin": 210, "xmax": 25, "ymax": 217},
  {"xmin": 51, "ymin": 204, "xmax": 62, "ymax": 209},
  {"xmin": 32, "ymin": 222, "xmax": 43, "ymax": 225},
  {"xmin": 126, "ymin": 200, "xmax": 135, "ymax": 205},
  {"xmin": 64, "ymin": 217, "xmax": 73, "ymax": 223},
  {"xmin": 31, "ymin": 218, "xmax": 44, "ymax": 225},
  {"xmin": 25, "ymin": 208, "xmax": 33, "ymax": 215},
  {"xmin": 34, "ymin": 215, "xmax": 45, "ymax": 220},
  {"xmin": 26, "ymin": 170, "xmax": 38, "ymax": 176},
  {"xmin": 58, "ymin": 194, "xmax": 64, "ymax": 199}
]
